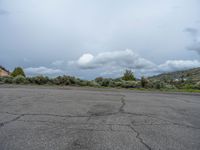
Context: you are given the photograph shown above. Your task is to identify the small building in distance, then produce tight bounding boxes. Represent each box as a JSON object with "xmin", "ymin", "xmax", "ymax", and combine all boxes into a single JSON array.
[{"xmin": 0, "ymin": 66, "xmax": 10, "ymax": 77}]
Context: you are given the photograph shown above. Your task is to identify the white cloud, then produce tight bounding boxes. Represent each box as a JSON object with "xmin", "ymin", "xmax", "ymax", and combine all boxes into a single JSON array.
[
  {"xmin": 77, "ymin": 53, "xmax": 94, "ymax": 68},
  {"xmin": 71, "ymin": 49, "xmax": 156, "ymax": 70},
  {"xmin": 185, "ymin": 28, "xmax": 200, "ymax": 54},
  {"xmin": 158, "ymin": 60, "xmax": 200, "ymax": 72},
  {"xmin": 51, "ymin": 60, "xmax": 64, "ymax": 66},
  {"xmin": 69, "ymin": 49, "xmax": 200, "ymax": 77},
  {"xmin": 25, "ymin": 66, "xmax": 63, "ymax": 75}
]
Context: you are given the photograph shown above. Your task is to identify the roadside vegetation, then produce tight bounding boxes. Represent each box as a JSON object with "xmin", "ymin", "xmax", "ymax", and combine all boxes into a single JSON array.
[{"xmin": 0, "ymin": 67, "xmax": 200, "ymax": 92}]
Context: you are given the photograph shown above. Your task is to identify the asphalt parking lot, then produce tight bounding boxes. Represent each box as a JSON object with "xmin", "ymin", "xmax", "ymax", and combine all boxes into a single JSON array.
[{"xmin": 0, "ymin": 85, "xmax": 200, "ymax": 150}]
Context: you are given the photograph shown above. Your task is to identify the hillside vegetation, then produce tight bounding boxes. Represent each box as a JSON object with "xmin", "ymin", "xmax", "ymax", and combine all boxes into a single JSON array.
[
  {"xmin": 1, "ymin": 67, "xmax": 200, "ymax": 92},
  {"xmin": 149, "ymin": 67, "xmax": 200, "ymax": 83}
]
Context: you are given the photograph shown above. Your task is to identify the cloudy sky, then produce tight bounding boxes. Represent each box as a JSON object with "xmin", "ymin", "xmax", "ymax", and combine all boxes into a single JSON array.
[{"xmin": 0, "ymin": 0, "xmax": 200, "ymax": 79}]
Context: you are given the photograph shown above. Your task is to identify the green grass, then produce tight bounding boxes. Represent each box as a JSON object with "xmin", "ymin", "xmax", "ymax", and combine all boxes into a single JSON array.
[{"xmin": 133, "ymin": 88, "xmax": 200, "ymax": 93}]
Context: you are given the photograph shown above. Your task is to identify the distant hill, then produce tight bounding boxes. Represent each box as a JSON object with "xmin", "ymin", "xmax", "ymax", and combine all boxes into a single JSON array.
[{"xmin": 149, "ymin": 67, "xmax": 200, "ymax": 83}]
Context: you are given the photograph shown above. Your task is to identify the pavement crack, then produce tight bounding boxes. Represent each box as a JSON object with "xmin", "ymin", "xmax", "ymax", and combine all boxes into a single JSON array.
[
  {"xmin": 0, "ymin": 114, "xmax": 24, "ymax": 128},
  {"xmin": 0, "ymin": 111, "xmax": 117, "ymax": 119},
  {"xmin": 119, "ymin": 95, "xmax": 126, "ymax": 113},
  {"xmin": 169, "ymin": 122, "xmax": 200, "ymax": 130},
  {"xmin": 148, "ymin": 116, "xmax": 200, "ymax": 130},
  {"xmin": 132, "ymin": 123, "xmax": 200, "ymax": 129},
  {"xmin": 129, "ymin": 121, "xmax": 152, "ymax": 150},
  {"xmin": 0, "ymin": 111, "xmax": 91, "ymax": 118}
]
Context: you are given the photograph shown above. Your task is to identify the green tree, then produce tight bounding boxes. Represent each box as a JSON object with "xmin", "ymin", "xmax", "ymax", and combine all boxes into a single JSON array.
[
  {"xmin": 11, "ymin": 67, "xmax": 25, "ymax": 77},
  {"xmin": 95, "ymin": 77, "xmax": 103, "ymax": 84},
  {"xmin": 122, "ymin": 70, "xmax": 135, "ymax": 81}
]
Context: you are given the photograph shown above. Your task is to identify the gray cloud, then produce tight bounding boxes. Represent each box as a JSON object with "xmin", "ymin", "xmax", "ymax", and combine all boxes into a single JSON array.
[
  {"xmin": 187, "ymin": 43, "xmax": 200, "ymax": 54},
  {"xmin": 185, "ymin": 28, "xmax": 200, "ymax": 54},
  {"xmin": 158, "ymin": 60, "xmax": 200, "ymax": 72},
  {"xmin": 0, "ymin": 0, "xmax": 200, "ymax": 79},
  {"xmin": 0, "ymin": 9, "xmax": 9, "ymax": 15},
  {"xmin": 185, "ymin": 28, "xmax": 198, "ymax": 38},
  {"xmin": 51, "ymin": 60, "xmax": 64, "ymax": 66},
  {"xmin": 25, "ymin": 66, "xmax": 63, "ymax": 75},
  {"xmin": 70, "ymin": 50, "xmax": 200, "ymax": 77},
  {"xmin": 100, "ymin": 59, "xmax": 200, "ymax": 77}
]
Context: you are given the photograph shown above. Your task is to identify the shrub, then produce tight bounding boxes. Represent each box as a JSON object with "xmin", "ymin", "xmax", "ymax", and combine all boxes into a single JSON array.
[
  {"xmin": 35, "ymin": 76, "xmax": 49, "ymax": 85},
  {"xmin": 108, "ymin": 80, "xmax": 116, "ymax": 87},
  {"xmin": 2, "ymin": 76, "xmax": 13, "ymax": 84},
  {"xmin": 27, "ymin": 76, "xmax": 49, "ymax": 85},
  {"xmin": 76, "ymin": 80, "xmax": 88, "ymax": 86},
  {"xmin": 53, "ymin": 76, "xmax": 69, "ymax": 85},
  {"xmin": 182, "ymin": 84, "xmax": 195, "ymax": 89},
  {"xmin": 164, "ymin": 84, "xmax": 176, "ymax": 89},
  {"xmin": 13, "ymin": 75, "xmax": 26, "ymax": 84},
  {"xmin": 87, "ymin": 81, "xmax": 100, "ymax": 87},
  {"xmin": 152, "ymin": 80, "xmax": 161, "ymax": 89},
  {"xmin": 68, "ymin": 76, "xmax": 77, "ymax": 85},
  {"xmin": 52, "ymin": 75, "xmax": 77, "ymax": 85},
  {"xmin": 0, "ymin": 77, "xmax": 4, "ymax": 83},
  {"xmin": 101, "ymin": 78, "xmax": 111, "ymax": 87},
  {"xmin": 26, "ymin": 77, "xmax": 35, "ymax": 84},
  {"xmin": 95, "ymin": 77, "xmax": 104, "ymax": 84},
  {"xmin": 141, "ymin": 76, "xmax": 149, "ymax": 88},
  {"xmin": 194, "ymin": 81, "xmax": 200, "ymax": 89},
  {"xmin": 121, "ymin": 81, "xmax": 138, "ymax": 88},
  {"xmin": 122, "ymin": 70, "xmax": 136, "ymax": 81},
  {"xmin": 11, "ymin": 67, "xmax": 25, "ymax": 77},
  {"xmin": 113, "ymin": 81, "xmax": 123, "ymax": 87}
]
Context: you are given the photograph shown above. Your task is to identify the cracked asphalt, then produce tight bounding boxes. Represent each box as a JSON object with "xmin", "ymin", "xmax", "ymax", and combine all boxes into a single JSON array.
[{"xmin": 0, "ymin": 85, "xmax": 200, "ymax": 150}]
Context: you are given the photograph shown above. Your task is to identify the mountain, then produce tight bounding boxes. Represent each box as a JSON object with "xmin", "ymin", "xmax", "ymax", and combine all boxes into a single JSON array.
[{"xmin": 149, "ymin": 67, "xmax": 200, "ymax": 83}]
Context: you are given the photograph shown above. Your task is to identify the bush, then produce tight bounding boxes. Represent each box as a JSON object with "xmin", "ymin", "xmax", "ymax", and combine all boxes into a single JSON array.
[
  {"xmin": 87, "ymin": 81, "xmax": 100, "ymax": 87},
  {"xmin": 152, "ymin": 80, "xmax": 163, "ymax": 89},
  {"xmin": 0, "ymin": 77, "xmax": 4, "ymax": 83},
  {"xmin": 164, "ymin": 84, "xmax": 176, "ymax": 89},
  {"xmin": 26, "ymin": 77, "xmax": 35, "ymax": 84},
  {"xmin": 122, "ymin": 70, "xmax": 136, "ymax": 81},
  {"xmin": 13, "ymin": 75, "xmax": 26, "ymax": 84},
  {"xmin": 194, "ymin": 82, "xmax": 200, "ymax": 89},
  {"xmin": 27, "ymin": 76, "xmax": 49, "ymax": 85},
  {"xmin": 52, "ymin": 75, "xmax": 77, "ymax": 85},
  {"xmin": 121, "ymin": 81, "xmax": 138, "ymax": 88},
  {"xmin": 101, "ymin": 78, "xmax": 111, "ymax": 87},
  {"xmin": 182, "ymin": 84, "xmax": 195, "ymax": 89},
  {"xmin": 36, "ymin": 76, "xmax": 49, "ymax": 85},
  {"xmin": 69, "ymin": 76, "xmax": 77, "ymax": 85},
  {"xmin": 95, "ymin": 77, "xmax": 104, "ymax": 84},
  {"xmin": 11, "ymin": 67, "xmax": 25, "ymax": 77},
  {"xmin": 2, "ymin": 76, "xmax": 13, "ymax": 84},
  {"xmin": 76, "ymin": 80, "xmax": 88, "ymax": 86},
  {"xmin": 141, "ymin": 76, "xmax": 149, "ymax": 88},
  {"xmin": 108, "ymin": 80, "xmax": 116, "ymax": 87},
  {"xmin": 95, "ymin": 78, "xmax": 116, "ymax": 87},
  {"xmin": 53, "ymin": 76, "xmax": 69, "ymax": 85}
]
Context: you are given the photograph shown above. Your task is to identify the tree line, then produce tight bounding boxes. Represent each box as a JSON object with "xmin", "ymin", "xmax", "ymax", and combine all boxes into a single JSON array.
[{"xmin": 0, "ymin": 67, "xmax": 200, "ymax": 91}]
